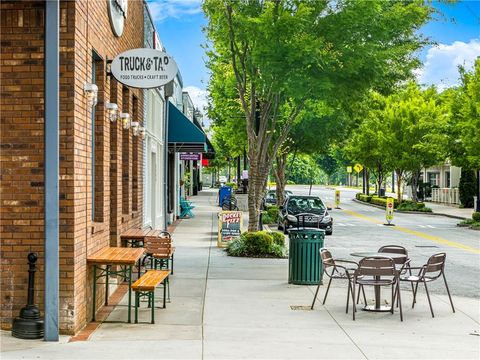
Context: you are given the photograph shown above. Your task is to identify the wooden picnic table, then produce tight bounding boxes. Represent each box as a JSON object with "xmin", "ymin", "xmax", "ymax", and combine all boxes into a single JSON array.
[
  {"xmin": 87, "ymin": 247, "xmax": 145, "ymax": 323},
  {"xmin": 120, "ymin": 228, "xmax": 170, "ymax": 247}
]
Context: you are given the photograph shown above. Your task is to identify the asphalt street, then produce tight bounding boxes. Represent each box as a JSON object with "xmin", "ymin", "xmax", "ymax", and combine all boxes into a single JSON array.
[{"xmin": 283, "ymin": 185, "xmax": 480, "ymax": 299}]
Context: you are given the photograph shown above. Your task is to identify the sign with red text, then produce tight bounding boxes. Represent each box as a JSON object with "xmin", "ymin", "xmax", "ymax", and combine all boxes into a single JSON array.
[
  {"xmin": 218, "ymin": 211, "xmax": 243, "ymax": 247},
  {"xmin": 386, "ymin": 197, "xmax": 394, "ymax": 223}
]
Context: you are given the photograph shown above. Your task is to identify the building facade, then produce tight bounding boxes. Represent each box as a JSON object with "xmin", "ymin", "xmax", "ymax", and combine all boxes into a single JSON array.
[
  {"xmin": 143, "ymin": 9, "xmax": 167, "ymax": 230},
  {"xmin": 1, "ymin": 0, "xmax": 145, "ymax": 334}
]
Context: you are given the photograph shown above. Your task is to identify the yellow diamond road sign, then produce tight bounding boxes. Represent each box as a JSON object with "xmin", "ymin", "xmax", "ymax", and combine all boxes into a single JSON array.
[{"xmin": 353, "ymin": 164, "xmax": 363, "ymax": 173}]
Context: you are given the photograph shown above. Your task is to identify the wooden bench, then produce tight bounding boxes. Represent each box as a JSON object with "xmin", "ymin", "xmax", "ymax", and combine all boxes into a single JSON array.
[{"xmin": 132, "ymin": 270, "xmax": 170, "ymax": 324}]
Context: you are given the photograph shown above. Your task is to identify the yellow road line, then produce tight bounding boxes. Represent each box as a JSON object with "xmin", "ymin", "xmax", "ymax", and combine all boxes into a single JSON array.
[{"xmin": 342, "ymin": 209, "xmax": 480, "ymax": 254}]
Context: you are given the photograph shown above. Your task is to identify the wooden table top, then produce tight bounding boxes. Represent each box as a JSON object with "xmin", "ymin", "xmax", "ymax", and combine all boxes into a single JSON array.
[
  {"xmin": 87, "ymin": 247, "xmax": 145, "ymax": 265},
  {"xmin": 120, "ymin": 228, "xmax": 168, "ymax": 239}
]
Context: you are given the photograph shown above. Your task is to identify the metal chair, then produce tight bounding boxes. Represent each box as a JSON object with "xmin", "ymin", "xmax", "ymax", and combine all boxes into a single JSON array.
[
  {"xmin": 399, "ymin": 252, "xmax": 454, "ymax": 318},
  {"xmin": 352, "ymin": 256, "xmax": 403, "ymax": 321},
  {"xmin": 378, "ymin": 245, "xmax": 413, "ymax": 306},
  {"xmin": 311, "ymin": 248, "xmax": 366, "ymax": 314}
]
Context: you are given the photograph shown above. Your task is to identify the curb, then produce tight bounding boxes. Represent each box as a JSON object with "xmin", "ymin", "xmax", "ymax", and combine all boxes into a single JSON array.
[{"xmin": 351, "ymin": 198, "xmax": 468, "ymax": 220}]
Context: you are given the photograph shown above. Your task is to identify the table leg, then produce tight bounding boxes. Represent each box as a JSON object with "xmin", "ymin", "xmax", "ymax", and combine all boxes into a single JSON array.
[
  {"xmin": 362, "ymin": 276, "xmax": 391, "ymax": 312},
  {"xmin": 92, "ymin": 265, "xmax": 97, "ymax": 322},
  {"xmin": 375, "ymin": 277, "xmax": 381, "ymax": 310},
  {"xmin": 105, "ymin": 265, "xmax": 110, "ymax": 306},
  {"xmin": 127, "ymin": 265, "xmax": 132, "ymax": 323}
]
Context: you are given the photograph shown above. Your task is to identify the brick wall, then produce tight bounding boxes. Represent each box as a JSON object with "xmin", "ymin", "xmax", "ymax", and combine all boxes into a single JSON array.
[{"xmin": 1, "ymin": 0, "xmax": 145, "ymax": 335}]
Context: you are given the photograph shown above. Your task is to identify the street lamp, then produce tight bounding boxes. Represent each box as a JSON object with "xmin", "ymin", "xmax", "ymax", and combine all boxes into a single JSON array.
[
  {"xmin": 131, "ymin": 121, "xmax": 140, "ymax": 136},
  {"xmin": 83, "ymin": 83, "xmax": 98, "ymax": 107},
  {"xmin": 105, "ymin": 102, "xmax": 118, "ymax": 122},
  {"xmin": 120, "ymin": 112, "xmax": 130, "ymax": 130}
]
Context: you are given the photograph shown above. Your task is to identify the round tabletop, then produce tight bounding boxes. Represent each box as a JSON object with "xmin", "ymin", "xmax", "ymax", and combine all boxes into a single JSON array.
[{"xmin": 350, "ymin": 252, "xmax": 407, "ymax": 259}]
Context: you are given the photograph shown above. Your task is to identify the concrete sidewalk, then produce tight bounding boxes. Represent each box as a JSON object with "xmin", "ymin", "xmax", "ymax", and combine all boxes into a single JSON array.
[{"xmin": 2, "ymin": 189, "xmax": 479, "ymax": 359}]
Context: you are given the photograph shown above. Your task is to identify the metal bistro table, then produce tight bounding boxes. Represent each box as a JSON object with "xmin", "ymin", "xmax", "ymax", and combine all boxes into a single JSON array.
[
  {"xmin": 350, "ymin": 252, "xmax": 407, "ymax": 312},
  {"xmin": 87, "ymin": 247, "xmax": 145, "ymax": 323}
]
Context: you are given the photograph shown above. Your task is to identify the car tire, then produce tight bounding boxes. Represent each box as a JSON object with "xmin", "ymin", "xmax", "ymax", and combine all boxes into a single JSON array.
[
  {"xmin": 326, "ymin": 230, "xmax": 332, "ymax": 236},
  {"xmin": 277, "ymin": 222, "xmax": 282, "ymax": 231}
]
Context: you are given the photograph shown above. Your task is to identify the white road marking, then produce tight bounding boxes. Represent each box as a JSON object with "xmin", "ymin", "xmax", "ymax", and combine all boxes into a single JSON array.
[
  {"xmin": 426, "ymin": 225, "xmax": 435, "ymax": 228},
  {"xmin": 337, "ymin": 223, "xmax": 346, "ymax": 226}
]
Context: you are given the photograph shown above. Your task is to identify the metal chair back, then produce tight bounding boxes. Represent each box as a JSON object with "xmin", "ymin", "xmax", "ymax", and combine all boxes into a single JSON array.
[
  {"xmin": 378, "ymin": 245, "xmax": 408, "ymax": 265},
  {"xmin": 356, "ymin": 256, "xmax": 396, "ymax": 278},
  {"xmin": 422, "ymin": 252, "xmax": 446, "ymax": 280}
]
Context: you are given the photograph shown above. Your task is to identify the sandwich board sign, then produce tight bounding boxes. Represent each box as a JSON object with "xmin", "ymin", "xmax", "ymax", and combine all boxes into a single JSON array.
[
  {"xmin": 218, "ymin": 211, "xmax": 243, "ymax": 247},
  {"xmin": 385, "ymin": 197, "xmax": 395, "ymax": 225}
]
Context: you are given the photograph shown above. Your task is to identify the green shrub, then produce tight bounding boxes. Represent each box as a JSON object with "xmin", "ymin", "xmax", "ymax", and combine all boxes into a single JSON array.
[
  {"xmin": 243, "ymin": 231, "xmax": 273, "ymax": 254},
  {"xmin": 271, "ymin": 231, "xmax": 285, "ymax": 246},
  {"xmin": 370, "ymin": 196, "xmax": 399, "ymax": 208},
  {"xmin": 262, "ymin": 205, "xmax": 280, "ymax": 225},
  {"xmin": 397, "ymin": 202, "xmax": 431, "ymax": 212},
  {"xmin": 225, "ymin": 182, "xmax": 238, "ymax": 190},
  {"xmin": 472, "ymin": 212, "xmax": 480, "ymax": 222},
  {"xmin": 459, "ymin": 170, "xmax": 476, "ymax": 208},
  {"xmin": 226, "ymin": 231, "xmax": 286, "ymax": 258},
  {"xmin": 226, "ymin": 237, "xmax": 248, "ymax": 256},
  {"xmin": 358, "ymin": 194, "xmax": 372, "ymax": 202}
]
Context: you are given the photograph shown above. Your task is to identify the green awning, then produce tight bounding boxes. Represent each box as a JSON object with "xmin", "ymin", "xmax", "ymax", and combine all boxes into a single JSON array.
[
  {"xmin": 203, "ymin": 137, "xmax": 216, "ymax": 159},
  {"xmin": 168, "ymin": 102, "xmax": 207, "ymax": 152}
]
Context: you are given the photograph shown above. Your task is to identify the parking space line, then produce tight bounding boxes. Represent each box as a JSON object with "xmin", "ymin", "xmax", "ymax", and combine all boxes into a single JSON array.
[{"xmin": 343, "ymin": 209, "xmax": 480, "ymax": 254}]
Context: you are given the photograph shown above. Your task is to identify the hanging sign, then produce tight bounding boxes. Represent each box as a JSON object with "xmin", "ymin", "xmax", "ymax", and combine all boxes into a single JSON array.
[
  {"xmin": 218, "ymin": 211, "xmax": 243, "ymax": 247},
  {"xmin": 386, "ymin": 197, "xmax": 394, "ymax": 224},
  {"xmin": 180, "ymin": 153, "xmax": 201, "ymax": 161},
  {"xmin": 354, "ymin": 163, "xmax": 363, "ymax": 173},
  {"xmin": 110, "ymin": 48, "xmax": 178, "ymax": 89},
  {"xmin": 335, "ymin": 190, "xmax": 340, "ymax": 208}
]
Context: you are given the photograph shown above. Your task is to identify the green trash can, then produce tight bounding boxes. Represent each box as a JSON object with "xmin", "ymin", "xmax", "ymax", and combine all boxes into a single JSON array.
[{"xmin": 288, "ymin": 228, "xmax": 325, "ymax": 285}]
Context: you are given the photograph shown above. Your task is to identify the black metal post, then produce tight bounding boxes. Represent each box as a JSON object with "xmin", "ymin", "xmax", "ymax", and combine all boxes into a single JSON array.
[
  {"xmin": 12, "ymin": 253, "xmax": 44, "ymax": 339},
  {"xmin": 476, "ymin": 170, "xmax": 480, "ymax": 212}
]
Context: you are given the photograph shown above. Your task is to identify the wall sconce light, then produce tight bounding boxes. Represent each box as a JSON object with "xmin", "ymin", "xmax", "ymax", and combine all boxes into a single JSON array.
[
  {"xmin": 83, "ymin": 83, "xmax": 98, "ymax": 107},
  {"xmin": 131, "ymin": 121, "xmax": 140, "ymax": 136},
  {"xmin": 120, "ymin": 113, "xmax": 130, "ymax": 130},
  {"xmin": 105, "ymin": 102, "xmax": 118, "ymax": 122},
  {"xmin": 139, "ymin": 127, "xmax": 146, "ymax": 140}
]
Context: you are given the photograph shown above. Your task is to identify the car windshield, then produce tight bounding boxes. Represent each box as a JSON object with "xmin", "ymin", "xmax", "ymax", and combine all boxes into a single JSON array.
[
  {"xmin": 266, "ymin": 192, "xmax": 276, "ymax": 200},
  {"xmin": 287, "ymin": 197, "xmax": 325, "ymax": 215}
]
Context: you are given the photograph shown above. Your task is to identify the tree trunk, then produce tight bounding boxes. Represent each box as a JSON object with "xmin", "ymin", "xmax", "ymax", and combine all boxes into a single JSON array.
[
  {"xmin": 247, "ymin": 157, "xmax": 260, "ymax": 232},
  {"xmin": 274, "ymin": 153, "xmax": 287, "ymax": 207},
  {"xmin": 410, "ymin": 169, "xmax": 421, "ymax": 202},
  {"xmin": 395, "ymin": 169, "xmax": 403, "ymax": 203},
  {"xmin": 365, "ymin": 169, "xmax": 370, "ymax": 196}
]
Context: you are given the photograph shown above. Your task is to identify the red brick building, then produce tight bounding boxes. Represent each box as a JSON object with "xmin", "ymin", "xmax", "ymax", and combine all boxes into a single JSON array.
[{"xmin": 1, "ymin": 0, "xmax": 146, "ymax": 334}]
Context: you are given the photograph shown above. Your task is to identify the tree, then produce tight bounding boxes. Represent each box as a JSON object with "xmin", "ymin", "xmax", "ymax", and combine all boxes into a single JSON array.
[
  {"xmin": 346, "ymin": 92, "xmax": 393, "ymax": 193},
  {"xmin": 443, "ymin": 58, "xmax": 480, "ymax": 207},
  {"xmin": 382, "ymin": 83, "xmax": 447, "ymax": 202},
  {"xmin": 204, "ymin": 0, "xmax": 433, "ymax": 230}
]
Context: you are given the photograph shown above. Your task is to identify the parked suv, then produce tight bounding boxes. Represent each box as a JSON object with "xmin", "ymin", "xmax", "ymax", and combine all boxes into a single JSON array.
[
  {"xmin": 261, "ymin": 189, "xmax": 293, "ymax": 209},
  {"xmin": 277, "ymin": 195, "xmax": 333, "ymax": 235}
]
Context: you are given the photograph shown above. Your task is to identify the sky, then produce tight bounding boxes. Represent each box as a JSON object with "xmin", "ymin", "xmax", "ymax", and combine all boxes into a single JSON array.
[{"xmin": 147, "ymin": 0, "xmax": 480, "ymax": 114}]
